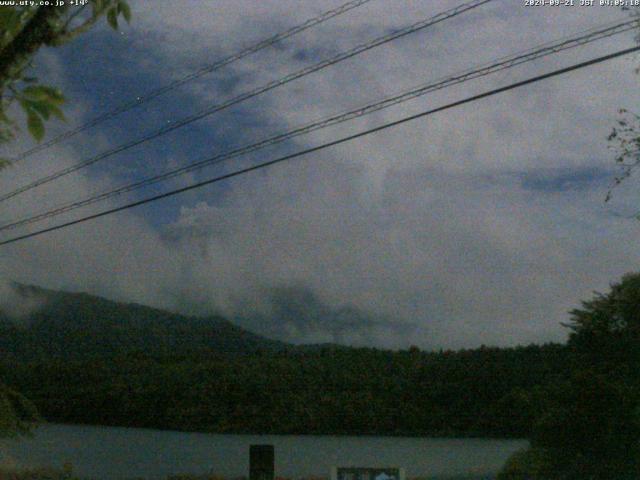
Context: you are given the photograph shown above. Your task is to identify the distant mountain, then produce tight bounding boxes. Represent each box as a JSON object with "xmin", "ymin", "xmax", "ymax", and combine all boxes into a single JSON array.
[
  {"xmin": 0, "ymin": 284, "xmax": 573, "ymax": 438},
  {"xmin": 0, "ymin": 283, "xmax": 287, "ymax": 361}
]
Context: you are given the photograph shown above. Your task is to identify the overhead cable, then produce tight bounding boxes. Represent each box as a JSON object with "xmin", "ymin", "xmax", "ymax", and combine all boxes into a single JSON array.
[
  {"xmin": 1, "ymin": 18, "xmax": 636, "ymax": 233},
  {"xmin": 1, "ymin": 44, "xmax": 637, "ymax": 247},
  {"xmin": 0, "ymin": 0, "xmax": 493, "ymax": 202},
  {"xmin": 8, "ymin": 0, "xmax": 376, "ymax": 163}
]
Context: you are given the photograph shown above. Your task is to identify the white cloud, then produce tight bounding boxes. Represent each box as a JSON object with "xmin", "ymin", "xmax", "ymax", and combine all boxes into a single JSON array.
[{"xmin": 1, "ymin": 0, "xmax": 639, "ymax": 348}]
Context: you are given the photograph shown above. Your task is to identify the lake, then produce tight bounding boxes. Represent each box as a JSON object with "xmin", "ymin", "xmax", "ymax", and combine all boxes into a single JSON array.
[{"xmin": 0, "ymin": 424, "xmax": 527, "ymax": 479}]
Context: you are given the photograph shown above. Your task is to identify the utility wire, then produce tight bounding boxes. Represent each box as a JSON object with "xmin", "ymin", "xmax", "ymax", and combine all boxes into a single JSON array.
[
  {"xmin": 7, "ymin": 0, "xmax": 375, "ymax": 163},
  {"xmin": 0, "ymin": 0, "xmax": 492, "ymax": 203},
  {"xmin": 1, "ymin": 18, "xmax": 636, "ymax": 233},
  {"xmin": 1, "ymin": 45, "xmax": 637, "ymax": 247}
]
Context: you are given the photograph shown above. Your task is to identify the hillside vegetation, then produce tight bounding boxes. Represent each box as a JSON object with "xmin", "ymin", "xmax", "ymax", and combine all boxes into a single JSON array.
[
  {"xmin": 6, "ymin": 275, "xmax": 639, "ymax": 478},
  {"xmin": 0, "ymin": 284, "xmax": 285, "ymax": 361},
  {"xmin": 0, "ymin": 284, "xmax": 569, "ymax": 437}
]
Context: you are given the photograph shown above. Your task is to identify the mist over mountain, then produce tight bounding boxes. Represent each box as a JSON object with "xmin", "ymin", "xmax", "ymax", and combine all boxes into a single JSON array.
[
  {"xmin": 0, "ymin": 282, "xmax": 574, "ymax": 437},
  {"xmin": 0, "ymin": 283, "xmax": 286, "ymax": 361},
  {"xmin": 231, "ymin": 284, "xmax": 415, "ymax": 346}
]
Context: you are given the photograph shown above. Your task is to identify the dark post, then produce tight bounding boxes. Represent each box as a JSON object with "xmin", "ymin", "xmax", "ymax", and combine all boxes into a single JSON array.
[{"xmin": 250, "ymin": 444, "xmax": 274, "ymax": 480}]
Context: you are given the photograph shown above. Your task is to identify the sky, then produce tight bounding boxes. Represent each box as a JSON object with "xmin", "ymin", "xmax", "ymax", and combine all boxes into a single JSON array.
[{"xmin": 1, "ymin": 0, "xmax": 640, "ymax": 350}]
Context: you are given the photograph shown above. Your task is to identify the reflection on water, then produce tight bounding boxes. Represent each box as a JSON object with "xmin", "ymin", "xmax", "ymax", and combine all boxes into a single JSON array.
[{"xmin": 0, "ymin": 423, "xmax": 527, "ymax": 480}]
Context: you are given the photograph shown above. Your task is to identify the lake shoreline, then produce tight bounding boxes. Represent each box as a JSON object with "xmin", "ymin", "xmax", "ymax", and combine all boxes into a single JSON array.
[
  {"xmin": 1, "ymin": 423, "xmax": 527, "ymax": 479},
  {"xmin": 29, "ymin": 421, "xmax": 528, "ymax": 441}
]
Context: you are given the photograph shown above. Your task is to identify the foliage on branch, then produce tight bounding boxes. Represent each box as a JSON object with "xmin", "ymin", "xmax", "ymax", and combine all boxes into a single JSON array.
[
  {"xmin": 0, "ymin": 0, "xmax": 130, "ymax": 439},
  {"xmin": 0, "ymin": 381, "xmax": 39, "ymax": 438},
  {"xmin": 564, "ymin": 271, "xmax": 640, "ymax": 371},
  {"xmin": 605, "ymin": 7, "xmax": 640, "ymax": 206},
  {"xmin": 0, "ymin": 1, "xmax": 130, "ymax": 164},
  {"xmin": 605, "ymin": 109, "xmax": 640, "ymax": 205},
  {"xmin": 500, "ymin": 273, "xmax": 640, "ymax": 479}
]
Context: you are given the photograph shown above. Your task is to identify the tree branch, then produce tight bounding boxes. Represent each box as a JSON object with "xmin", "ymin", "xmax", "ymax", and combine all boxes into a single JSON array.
[
  {"xmin": 0, "ymin": 7, "xmax": 67, "ymax": 91},
  {"xmin": 49, "ymin": 10, "xmax": 104, "ymax": 46}
]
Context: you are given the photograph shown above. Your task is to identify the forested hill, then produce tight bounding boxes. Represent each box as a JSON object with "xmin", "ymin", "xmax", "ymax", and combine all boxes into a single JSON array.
[
  {"xmin": 0, "ymin": 283, "xmax": 286, "ymax": 361},
  {"xmin": 0, "ymin": 283, "xmax": 571, "ymax": 438}
]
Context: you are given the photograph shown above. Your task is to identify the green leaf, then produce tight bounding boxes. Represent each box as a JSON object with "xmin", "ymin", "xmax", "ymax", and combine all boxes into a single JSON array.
[
  {"xmin": 48, "ymin": 104, "xmax": 66, "ymax": 121},
  {"xmin": 26, "ymin": 111, "xmax": 44, "ymax": 141},
  {"xmin": 107, "ymin": 8, "xmax": 118, "ymax": 30},
  {"xmin": 26, "ymin": 101, "xmax": 51, "ymax": 120},
  {"xmin": 22, "ymin": 85, "xmax": 64, "ymax": 105},
  {"xmin": 0, "ymin": 9, "xmax": 18, "ymax": 33},
  {"xmin": 0, "ymin": 7, "xmax": 34, "ymax": 49},
  {"xmin": 91, "ymin": 0, "xmax": 106, "ymax": 15},
  {"xmin": 21, "ymin": 86, "xmax": 45, "ymax": 100},
  {"xmin": 18, "ymin": 98, "xmax": 32, "ymax": 114},
  {"xmin": 118, "ymin": 1, "xmax": 131, "ymax": 23}
]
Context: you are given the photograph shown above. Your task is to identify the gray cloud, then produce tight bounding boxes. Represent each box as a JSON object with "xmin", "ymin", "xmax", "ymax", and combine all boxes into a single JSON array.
[
  {"xmin": 229, "ymin": 284, "xmax": 415, "ymax": 347},
  {"xmin": 0, "ymin": 282, "xmax": 46, "ymax": 324},
  {"xmin": 0, "ymin": 1, "xmax": 639, "ymax": 349}
]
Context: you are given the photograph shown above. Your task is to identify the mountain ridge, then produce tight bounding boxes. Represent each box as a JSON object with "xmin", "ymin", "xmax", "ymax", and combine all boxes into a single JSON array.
[
  {"xmin": 0, "ymin": 283, "xmax": 288, "ymax": 361},
  {"xmin": 0, "ymin": 283, "xmax": 572, "ymax": 438}
]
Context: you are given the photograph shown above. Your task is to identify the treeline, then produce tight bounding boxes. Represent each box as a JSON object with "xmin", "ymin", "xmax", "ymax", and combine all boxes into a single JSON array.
[
  {"xmin": 0, "ymin": 283, "xmax": 573, "ymax": 438},
  {"xmin": 0, "ymin": 343, "xmax": 569, "ymax": 438},
  {"xmin": 3, "ymin": 273, "xmax": 640, "ymax": 479},
  {"xmin": 498, "ymin": 272, "xmax": 640, "ymax": 479}
]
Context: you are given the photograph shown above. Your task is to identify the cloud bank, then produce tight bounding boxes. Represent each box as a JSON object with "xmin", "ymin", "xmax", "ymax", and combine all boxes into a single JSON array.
[{"xmin": 1, "ymin": 0, "xmax": 639, "ymax": 349}]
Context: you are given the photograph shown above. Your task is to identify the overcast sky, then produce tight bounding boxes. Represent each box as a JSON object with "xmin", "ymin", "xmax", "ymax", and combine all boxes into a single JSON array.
[{"xmin": 1, "ymin": 0, "xmax": 639, "ymax": 349}]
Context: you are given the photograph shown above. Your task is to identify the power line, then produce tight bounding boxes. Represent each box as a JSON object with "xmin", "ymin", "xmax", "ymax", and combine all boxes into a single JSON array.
[
  {"xmin": 1, "ymin": 45, "xmax": 637, "ymax": 248},
  {"xmin": 1, "ymin": 19, "xmax": 635, "ymax": 231},
  {"xmin": 7, "ymin": 0, "xmax": 375, "ymax": 163},
  {"xmin": 1, "ymin": 18, "xmax": 636, "ymax": 233},
  {"xmin": 0, "ymin": 0, "xmax": 493, "ymax": 203}
]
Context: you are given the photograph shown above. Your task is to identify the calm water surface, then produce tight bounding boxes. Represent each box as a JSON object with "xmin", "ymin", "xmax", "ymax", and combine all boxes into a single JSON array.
[{"xmin": 0, "ymin": 424, "xmax": 527, "ymax": 479}]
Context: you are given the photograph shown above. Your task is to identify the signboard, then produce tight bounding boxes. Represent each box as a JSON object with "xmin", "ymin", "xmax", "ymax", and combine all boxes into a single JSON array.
[
  {"xmin": 331, "ymin": 467, "xmax": 406, "ymax": 480},
  {"xmin": 249, "ymin": 444, "xmax": 274, "ymax": 480}
]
